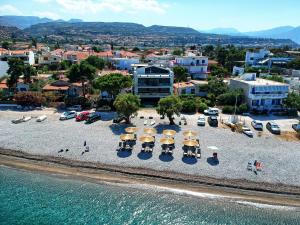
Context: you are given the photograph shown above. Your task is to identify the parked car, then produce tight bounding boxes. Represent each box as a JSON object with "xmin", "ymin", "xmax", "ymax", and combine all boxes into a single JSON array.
[
  {"xmin": 292, "ymin": 123, "xmax": 300, "ymax": 132},
  {"xmin": 60, "ymin": 111, "xmax": 77, "ymax": 120},
  {"xmin": 204, "ymin": 107, "xmax": 219, "ymax": 116},
  {"xmin": 208, "ymin": 116, "xmax": 218, "ymax": 127},
  {"xmin": 197, "ymin": 115, "xmax": 206, "ymax": 126},
  {"xmin": 85, "ymin": 112, "xmax": 101, "ymax": 124},
  {"xmin": 67, "ymin": 105, "xmax": 82, "ymax": 112},
  {"xmin": 76, "ymin": 111, "xmax": 90, "ymax": 121},
  {"xmin": 242, "ymin": 126, "xmax": 254, "ymax": 137},
  {"xmin": 251, "ymin": 120, "xmax": 264, "ymax": 130},
  {"xmin": 113, "ymin": 114, "xmax": 126, "ymax": 123},
  {"xmin": 266, "ymin": 121, "xmax": 281, "ymax": 134}
]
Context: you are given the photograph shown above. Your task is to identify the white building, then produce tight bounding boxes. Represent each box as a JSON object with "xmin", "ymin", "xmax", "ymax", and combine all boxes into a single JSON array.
[
  {"xmin": 0, "ymin": 50, "xmax": 35, "ymax": 65},
  {"xmin": 174, "ymin": 55, "xmax": 208, "ymax": 80},
  {"xmin": 232, "ymin": 66, "xmax": 245, "ymax": 76},
  {"xmin": 173, "ymin": 80, "xmax": 208, "ymax": 97},
  {"xmin": 245, "ymin": 49, "xmax": 271, "ymax": 66},
  {"xmin": 38, "ymin": 52, "xmax": 62, "ymax": 65},
  {"xmin": 0, "ymin": 61, "xmax": 9, "ymax": 77},
  {"xmin": 133, "ymin": 65, "xmax": 174, "ymax": 99},
  {"xmin": 111, "ymin": 58, "xmax": 140, "ymax": 71},
  {"xmin": 230, "ymin": 73, "xmax": 289, "ymax": 112}
]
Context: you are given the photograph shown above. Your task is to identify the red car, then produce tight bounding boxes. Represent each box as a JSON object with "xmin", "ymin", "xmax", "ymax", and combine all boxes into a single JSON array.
[{"xmin": 75, "ymin": 111, "xmax": 90, "ymax": 121}]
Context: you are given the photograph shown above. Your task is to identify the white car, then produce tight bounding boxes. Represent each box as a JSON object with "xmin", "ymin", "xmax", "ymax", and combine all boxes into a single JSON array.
[
  {"xmin": 36, "ymin": 115, "xmax": 47, "ymax": 122},
  {"xmin": 242, "ymin": 126, "xmax": 254, "ymax": 137},
  {"xmin": 197, "ymin": 115, "xmax": 206, "ymax": 126},
  {"xmin": 251, "ymin": 120, "xmax": 263, "ymax": 130},
  {"xmin": 60, "ymin": 111, "xmax": 77, "ymax": 120},
  {"xmin": 204, "ymin": 107, "xmax": 219, "ymax": 116}
]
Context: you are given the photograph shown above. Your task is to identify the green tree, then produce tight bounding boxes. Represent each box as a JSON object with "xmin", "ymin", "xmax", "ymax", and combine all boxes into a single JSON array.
[
  {"xmin": 173, "ymin": 66, "xmax": 188, "ymax": 82},
  {"xmin": 262, "ymin": 75, "xmax": 284, "ymax": 83},
  {"xmin": 207, "ymin": 76, "xmax": 228, "ymax": 98},
  {"xmin": 216, "ymin": 89, "xmax": 244, "ymax": 106},
  {"xmin": 113, "ymin": 93, "xmax": 140, "ymax": 124},
  {"xmin": 7, "ymin": 58, "xmax": 24, "ymax": 89},
  {"xmin": 68, "ymin": 61, "xmax": 96, "ymax": 97},
  {"xmin": 132, "ymin": 47, "xmax": 140, "ymax": 52},
  {"xmin": 1, "ymin": 41, "xmax": 11, "ymax": 49},
  {"xmin": 284, "ymin": 92, "xmax": 300, "ymax": 111},
  {"xmin": 157, "ymin": 95, "xmax": 182, "ymax": 125},
  {"xmin": 23, "ymin": 64, "xmax": 37, "ymax": 83},
  {"xmin": 173, "ymin": 48, "xmax": 183, "ymax": 56},
  {"xmin": 54, "ymin": 42, "xmax": 60, "ymax": 50},
  {"xmin": 94, "ymin": 73, "xmax": 133, "ymax": 100},
  {"xmin": 287, "ymin": 59, "xmax": 300, "ymax": 70},
  {"xmin": 31, "ymin": 38, "xmax": 37, "ymax": 49},
  {"xmin": 209, "ymin": 64, "xmax": 228, "ymax": 77},
  {"xmin": 85, "ymin": 56, "xmax": 105, "ymax": 70}
]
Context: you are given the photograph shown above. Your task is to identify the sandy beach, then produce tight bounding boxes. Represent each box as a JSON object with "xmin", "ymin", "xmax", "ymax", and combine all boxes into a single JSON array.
[
  {"xmin": 1, "ymin": 151, "xmax": 300, "ymax": 208},
  {"xmin": 0, "ymin": 107, "xmax": 300, "ymax": 209}
]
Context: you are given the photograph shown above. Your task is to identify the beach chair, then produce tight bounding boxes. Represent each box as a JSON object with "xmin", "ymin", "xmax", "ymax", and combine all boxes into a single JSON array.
[
  {"xmin": 256, "ymin": 162, "xmax": 263, "ymax": 171},
  {"xmin": 144, "ymin": 120, "xmax": 148, "ymax": 126},
  {"xmin": 150, "ymin": 120, "xmax": 156, "ymax": 126},
  {"xmin": 196, "ymin": 148, "xmax": 201, "ymax": 158}
]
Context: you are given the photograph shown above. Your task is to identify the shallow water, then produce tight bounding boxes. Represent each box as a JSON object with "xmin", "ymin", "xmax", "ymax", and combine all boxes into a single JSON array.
[{"xmin": 0, "ymin": 166, "xmax": 299, "ymax": 225}]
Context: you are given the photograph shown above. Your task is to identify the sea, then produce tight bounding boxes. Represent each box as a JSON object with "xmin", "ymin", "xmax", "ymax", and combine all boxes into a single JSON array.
[{"xmin": 1, "ymin": 166, "xmax": 300, "ymax": 225}]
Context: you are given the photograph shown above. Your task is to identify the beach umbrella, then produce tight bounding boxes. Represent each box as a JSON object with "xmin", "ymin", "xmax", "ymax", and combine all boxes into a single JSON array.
[
  {"xmin": 160, "ymin": 138, "xmax": 175, "ymax": 145},
  {"xmin": 120, "ymin": 134, "xmax": 134, "ymax": 141},
  {"xmin": 183, "ymin": 140, "xmax": 198, "ymax": 147},
  {"xmin": 139, "ymin": 135, "xmax": 155, "ymax": 143},
  {"xmin": 163, "ymin": 129, "xmax": 176, "ymax": 136},
  {"xmin": 207, "ymin": 146, "xmax": 219, "ymax": 151},
  {"xmin": 125, "ymin": 127, "xmax": 138, "ymax": 134},
  {"xmin": 183, "ymin": 130, "xmax": 198, "ymax": 138},
  {"xmin": 144, "ymin": 127, "xmax": 157, "ymax": 135}
]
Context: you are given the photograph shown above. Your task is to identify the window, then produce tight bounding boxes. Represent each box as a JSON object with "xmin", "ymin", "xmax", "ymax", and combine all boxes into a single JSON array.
[
  {"xmin": 252, "ymin": 100, "xmax": 259, "ymax": 106},
  {"xmin": 202, "ymin": 60, "xmax": 205, "ymax": 64},
  {"xmin": 191, "ymin": 88, "xmax": 195, "ymax": 94},
  {"xmin": 181, "ymin": 89, "xmax": 186, "ymax": 94}
]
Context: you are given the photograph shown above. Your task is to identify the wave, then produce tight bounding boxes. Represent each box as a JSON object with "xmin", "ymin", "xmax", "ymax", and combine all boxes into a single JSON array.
[{"xmin": 236, "ymin": 201, "xmax": 299, "ymax": 211}]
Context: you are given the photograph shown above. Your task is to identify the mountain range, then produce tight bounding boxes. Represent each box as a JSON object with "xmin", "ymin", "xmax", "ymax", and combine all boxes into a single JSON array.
[
  {"xmin": 0, "ymin": 16, "xmax": 298, "ymax": 47},
  {"xmin": 201, "ymin": 26, "xmax": 300, "ymax": 44}
]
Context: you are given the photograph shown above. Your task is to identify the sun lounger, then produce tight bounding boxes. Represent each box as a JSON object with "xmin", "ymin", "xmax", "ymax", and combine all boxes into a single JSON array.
[
  {"xmin": 144, "ymin": 120, "xmax": 148, "ymax": 126},
  {"xmin": 150, "ymin": 120, "xmax": 156, "ymax": 126}
]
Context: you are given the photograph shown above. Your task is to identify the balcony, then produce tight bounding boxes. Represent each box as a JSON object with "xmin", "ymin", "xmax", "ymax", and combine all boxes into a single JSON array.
[
  {"xmin": 138, "ymin": 92, "xmax": 170, "ymax": 98},
  {"xmin": 249, "ymin": 93, "xmax": 288, "ymax": 99}
]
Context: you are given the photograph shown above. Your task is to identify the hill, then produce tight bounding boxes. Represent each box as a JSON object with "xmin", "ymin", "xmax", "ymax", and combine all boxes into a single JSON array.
[
  {"xmin": 23, "ymin": 21, "xmax": 297, "ymax": 47},
  {"xmin": 0, "ymin": 26, "xmax": 24, "ymax": 40},
  {"xmin": 0, "ymin": 16, "xmax": 53, "ymax": 29},
  {"xmin": 201, "ymin": 27, "xmax": 242, "ymax": 35}
]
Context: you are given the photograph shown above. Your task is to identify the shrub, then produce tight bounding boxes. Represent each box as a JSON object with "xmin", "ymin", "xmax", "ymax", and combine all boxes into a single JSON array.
[
  {"xmin": 197, "ymin": 102, "xmax": 208, "ymax": 113},
  {"xmin": 181, "ymin": 99, "xmax": 196, "ymax": 113},
  {"xmin": 238, "ymin": 103, "xmax": 248, "ymax": 114},
  {"xmin": 14, "ymin": 92, "xmax": 43, "ymax": 106},
  {"xmin": 222, "ymin": 105, "xmax": 235, "ymax": 114}
]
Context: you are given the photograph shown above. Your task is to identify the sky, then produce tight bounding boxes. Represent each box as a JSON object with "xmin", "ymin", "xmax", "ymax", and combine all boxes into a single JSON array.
[{"xmin": 0, "ymin": 0, "xmax": 299, "ymax": 32}]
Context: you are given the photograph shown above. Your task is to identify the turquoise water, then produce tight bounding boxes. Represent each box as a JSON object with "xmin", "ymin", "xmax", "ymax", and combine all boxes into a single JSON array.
[{"xmin": 0, "ymin": 166, "xmax": 300, "ymax": 225}]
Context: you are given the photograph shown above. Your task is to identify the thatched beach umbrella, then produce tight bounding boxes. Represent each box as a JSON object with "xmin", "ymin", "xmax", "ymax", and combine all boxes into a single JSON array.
[
  {"xmin": 163, "ymin": 129, "xmax": 176, "ymax": 136},
  {"xmin": 120, "ymin": 134, "xmax": 135, "ymax": 141},
  {"xmin": 183, "ymin": 130, "xmax": 198, "ymax": 138},
  {"xmin": 125, "ymin": 127, "xmax": 138, "ymax": 134},
  {"xmin": 183, "ymin": 140, "xmax": 198, "ymax": 147},
  {"xmin": 139, "ymin": 135, "xmax": 155, "ymax": 143},
  {"xmin": 160, "ymin": 138, "xmax": 175, "ymax": 145},
  {"xmin": 144, "ymin": 127, "xmax": 157, "ymax": 135}
]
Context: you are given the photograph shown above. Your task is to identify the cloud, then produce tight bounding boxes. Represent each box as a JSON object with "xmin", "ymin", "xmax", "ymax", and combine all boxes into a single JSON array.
[
  {"xmin": 56, "ymin": 0, "xmax": 168, "ymax": 15},
  {"xmin": 0, "ymin": 4, "xmax": 23, "ymax": 15},
  {"xmin": 34, "ymin": 0, "xmax": 53, "ymax": 3},
  {"xmin": 34, "ymin": 11, "xmax": 60, "ymax": 20}
]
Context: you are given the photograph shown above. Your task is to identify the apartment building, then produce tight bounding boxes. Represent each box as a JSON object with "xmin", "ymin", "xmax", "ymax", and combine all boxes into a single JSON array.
[
  {"xmin": 230, "ymin": 73, "xmax": 289, "ymax": 112},
  {"xmin": 133, "ymin": 65, "xmax": 174, "ymax": 99},
  {"xmin": 174, "ymin": 55, "xmax": 208, "ymax": 79}
]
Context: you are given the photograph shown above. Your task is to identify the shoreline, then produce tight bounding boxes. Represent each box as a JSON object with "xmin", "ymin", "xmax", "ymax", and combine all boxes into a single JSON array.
[{"xmin": 1, "ymin": 149, "xmax": 300, "ymax": 207}]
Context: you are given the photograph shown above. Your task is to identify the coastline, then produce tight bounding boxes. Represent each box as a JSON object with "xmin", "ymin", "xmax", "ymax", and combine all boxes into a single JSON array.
[{"xmin": 1, "ymin": 149, "xmax": 300, "ymax": 208}]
